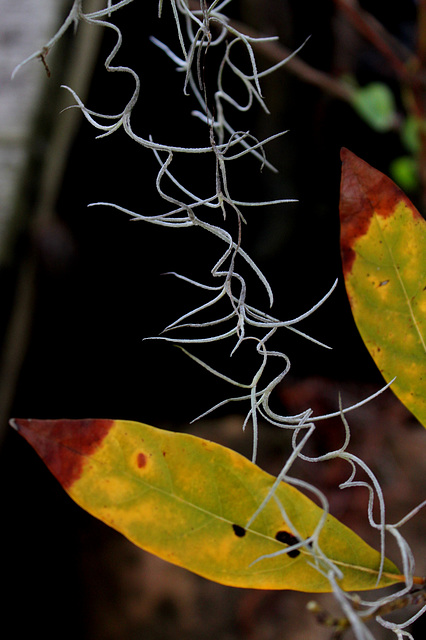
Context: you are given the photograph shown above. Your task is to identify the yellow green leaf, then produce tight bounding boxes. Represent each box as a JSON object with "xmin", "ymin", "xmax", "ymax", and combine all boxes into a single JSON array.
[
  {"xmin": 340, "ymin": 148, "xmax": 426, "ymax": 427},
  {"xmin": 11, "ymin": 418, "xmax": 407, "ymax": 592}
]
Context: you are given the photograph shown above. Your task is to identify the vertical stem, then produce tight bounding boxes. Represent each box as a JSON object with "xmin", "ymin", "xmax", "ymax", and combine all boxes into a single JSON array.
[
  {"xmin": 417, "ymin": 0, "xmax": 426, "ymax": 66},
  {"xmin": 415, "ymin": 0, "xmax": 426, "ymax": 212}
]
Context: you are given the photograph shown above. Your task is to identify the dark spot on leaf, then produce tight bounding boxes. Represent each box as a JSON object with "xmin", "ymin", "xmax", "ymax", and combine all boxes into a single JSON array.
[
  {"xmin": 275, "ymin": 530, "xmax": 299, "ymax": 545},
  {"xmin": 232, "ymin": 524, "xmax": 246, "ymax": 537},
  {"xmin": 137, "ymin": 452, "xmax": 147, "ymax": 468},
  {"xmin": 275, "ymin": 531, "xmax": 301, "ymax": 558}
]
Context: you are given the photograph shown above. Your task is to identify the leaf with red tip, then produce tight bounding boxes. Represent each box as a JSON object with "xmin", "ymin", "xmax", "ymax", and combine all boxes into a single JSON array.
[
  {"xmin": 340, "ymin": 149, "xmax": 426, "ymax": 427},
  {"xmin": 11, "ymin": 418, "xmax": 409, "ymax": 593}
]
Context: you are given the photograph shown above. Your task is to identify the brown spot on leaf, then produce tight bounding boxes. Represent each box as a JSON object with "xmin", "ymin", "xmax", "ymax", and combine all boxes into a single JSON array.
[
  {"xmin": 137, "ymin": 452, "xmax": 147, "ymax": 468},
  {"xmin": 10, "ymin": 418, "xmax": 114, "ymax": 490}
]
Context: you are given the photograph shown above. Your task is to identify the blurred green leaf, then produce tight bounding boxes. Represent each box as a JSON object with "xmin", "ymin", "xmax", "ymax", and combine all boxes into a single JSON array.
[
  {"xmin": 390, "ymin": 156, "xmax": 419, "ymax": 192},
  {"xmin": 401, "ymin": 116, "xmax": 421, "ymax": 154},
  {"xmin": 351, "ymin": 82, "xmax": 397, "ymax": 132}
]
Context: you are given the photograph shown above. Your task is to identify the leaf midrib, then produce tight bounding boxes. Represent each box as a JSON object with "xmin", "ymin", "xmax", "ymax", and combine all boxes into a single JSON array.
[
  {"xmin": 75, "ymin": 437, "xmax": 397, "ymax": 580},
  {"xmin": 373, "ymin": 213, "xmax": 426, "ymax": 354}
]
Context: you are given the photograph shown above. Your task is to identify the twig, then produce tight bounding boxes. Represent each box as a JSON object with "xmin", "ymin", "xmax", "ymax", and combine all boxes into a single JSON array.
[
  {"xmin": 333, "ymin": 0, "xmax": 412, "ymax": 80},
  {"xmin": 188, "ymin": 0, "xmax": 354, "ymax": 103}
]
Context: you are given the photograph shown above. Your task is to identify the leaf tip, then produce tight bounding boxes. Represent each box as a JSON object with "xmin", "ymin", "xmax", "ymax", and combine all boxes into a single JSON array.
[
  {"xmin": 340, "ymin": 147, "xmax": 353, "ymax": 162},
  {"xmin": 9, "ymin": 418, "xmax": 31, "ymax": 432},
  {"xmin": 9, "ymin": 418, "xmax": 19, "ymax": 431},
  {"xmin": 339, "ymin": 147, "xmax": 424, "ymax": 280},
  {"xmin": 11, "ymin": 418, "xmax": 116, "ymax": 489},
  {"xmin": 340, "ymin": 148, "xmax": 365, "ymax": 175},
  {"xmin": 339, "ymin": 148, "xmax": 371, "ymax": 275}
]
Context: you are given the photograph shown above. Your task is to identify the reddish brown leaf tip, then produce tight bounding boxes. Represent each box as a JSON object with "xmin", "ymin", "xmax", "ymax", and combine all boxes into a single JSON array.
[
  {"xmin": 339, "ymin": 148, "xmax": 417, "ymax": 275},
  {"xmin": 340, "ymin": 147, "xmax": 352, "ymax": 163},
  {"xmin": 10, "ymin": 418, "xmax": 114, "ymax": 489}
]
